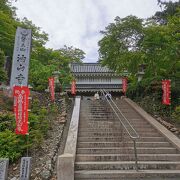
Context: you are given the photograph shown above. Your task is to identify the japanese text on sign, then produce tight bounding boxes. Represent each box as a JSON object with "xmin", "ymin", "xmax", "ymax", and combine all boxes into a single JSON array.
[
  {"xmin": 122, "ymin": 78, "xmax": 127, "ymax": 94},
  {"xmin": 13, "ymin": 86, "xmax": 30, "ymax": 135},
  {"xmin": 48, "ymin": 77, "xmax": 55, "ymax": 101},
  {"xmin": 71, "ymin": 80, "xmax": 76, "ymax": 95},
  {"xmin": 10, "ymin": 27, "xmax": 32, "ymax": 87},
  {"xmin": 162, "ymin": 80, "xmax": 171, "ymax": 105}
]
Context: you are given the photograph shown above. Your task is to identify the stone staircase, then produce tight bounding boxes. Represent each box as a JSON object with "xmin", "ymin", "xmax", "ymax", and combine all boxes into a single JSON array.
[{"xmin": 75, "ymin": 99, "xmax": 180, "ymax": 179}]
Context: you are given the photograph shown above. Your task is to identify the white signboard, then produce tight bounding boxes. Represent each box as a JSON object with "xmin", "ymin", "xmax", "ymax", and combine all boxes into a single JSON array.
[
  {"xmin": 20, "ymin": 157, "xmax": 32, "ymax": 180},
  {"xmin": 0, "ymin": 159, "xmax": 9, "ymax": 180},
  {"xmin": 10, "ymin": 27, "xmax": 32, "ymax": 87}
]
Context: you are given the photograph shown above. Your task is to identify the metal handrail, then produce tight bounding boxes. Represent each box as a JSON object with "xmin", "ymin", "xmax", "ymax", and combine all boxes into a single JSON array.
[
  {"xmin": 102, "ymin": 89, "xmax": 139, "ymax": 139},
  {"xmin": 100, "ymin": 89, "xmax": 139, "ymax": 170}
]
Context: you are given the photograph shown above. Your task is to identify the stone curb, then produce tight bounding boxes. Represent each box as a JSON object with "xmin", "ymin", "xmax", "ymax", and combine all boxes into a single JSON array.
[
  {"xmin": 57, "ymin": 96, "xmax": 81, "ymax": 180},
  {"xmin": 125, "ymin": 98, "xmax": 180, "ymax": 151}
]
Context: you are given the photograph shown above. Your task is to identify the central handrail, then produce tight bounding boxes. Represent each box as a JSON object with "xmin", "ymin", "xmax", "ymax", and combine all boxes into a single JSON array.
[{"xmin": 100, "ymin": 89, "xmax": 139, "ymax": 170}]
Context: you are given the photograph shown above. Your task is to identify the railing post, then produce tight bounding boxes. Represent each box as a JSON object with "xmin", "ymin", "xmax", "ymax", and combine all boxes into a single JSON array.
[{"xmin": 133, "ymin": 139, "xmax": 138, "ymax": 171}]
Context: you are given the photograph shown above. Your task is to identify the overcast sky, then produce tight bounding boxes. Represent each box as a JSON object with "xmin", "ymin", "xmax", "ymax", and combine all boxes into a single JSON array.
[{"xmin": 12, "ymin": 0, "xmax": 176, "ymax": 62}]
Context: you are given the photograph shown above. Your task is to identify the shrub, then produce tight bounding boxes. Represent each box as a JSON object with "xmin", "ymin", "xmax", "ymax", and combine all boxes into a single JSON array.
[
  {"xmin": 0, "ymin": 93, "xmax": 13, "ymax": 111},
  {"xmin": 31, "ymin": 99, "xmax": 40, "ymax": 114},
  {"xmin": 49, "ymin": 104, "xmax": 58, "ymax": 114},
  {"xmin": 0, "ymin": 130, "xmax": 27, "ymax": 161},
  {"xmin": 28, "ymin": 129, "xmax": 44, "ymax": 148},
  {"xmin": 172, "ymin": 106, "xmax": 180, "ymax": 123},
  {"xmin": 0, "ymin": 113, "xmax": 15, "ymax": 131},
  {"xmin": 0, "ymin": 94, "xmax": 57, "ymax": 161}
]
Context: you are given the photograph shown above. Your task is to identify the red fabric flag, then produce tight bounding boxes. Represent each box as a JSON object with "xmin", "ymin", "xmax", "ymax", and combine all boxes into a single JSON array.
[
  {"xmin": 13, "ymin": 86, "xmax": 30, "ymax": 135},
  {"xmin": 122, "ymin": 77, "xmax": 128, "ymax": 94},
  {"xmin": 48, "ymin": 77, "xmax": 55, "ymax": 101},
  {"xmin": 71, "ymin": 80, "xmax": 76, "ymax": 95},
  {"xmin": 162, "ymin": 80, "xmax": 171, "ymax": 105}
]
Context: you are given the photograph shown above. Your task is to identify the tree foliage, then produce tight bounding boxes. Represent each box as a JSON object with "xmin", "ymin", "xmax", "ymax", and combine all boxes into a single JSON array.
[
  {"xmin": 0, "ymin": 49, "xmax": 7, "ymax": 82},
  {"xmin": 98, "ymin": 2, "xmax": 180, "ymax": 80},
  {"xmin": 58, "ymin": 45, "xmax": 85, "ymax": 63},
  {"xmin": 154, "ymin": 0, "xmax": 180, "ymax": 24},
  {"xmin": 0, "ymin": 10, "xmax": 17, "ymax": 56},
  {"xmin": 0, "ymin": 0, "xmax": 17, "ymax": 17},
  {"xmin": 98, "ymin": 15, "xmax": 143, "ymax": 75},
  {"xmin": 98, "ymin": 1, "xmax": 180, "ymax": 113},
  {"xmin": 0, "ymin": 0, "xmax": 85, "ymax": 90}
]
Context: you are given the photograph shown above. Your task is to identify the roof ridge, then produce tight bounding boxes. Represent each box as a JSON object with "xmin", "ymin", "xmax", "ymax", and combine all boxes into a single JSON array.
[{"xmin": 71, "ymin": 62, "xmax": 101, "ymax": 65}]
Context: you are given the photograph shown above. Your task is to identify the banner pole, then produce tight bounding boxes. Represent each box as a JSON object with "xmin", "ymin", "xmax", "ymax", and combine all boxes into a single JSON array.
[
  {"xmin": 170, "ymin": 105, "xmax": 172, "ymax": 120},
  {"xmin": 26, "ymin": 134, "xmax": 29, "ymax": 157}
]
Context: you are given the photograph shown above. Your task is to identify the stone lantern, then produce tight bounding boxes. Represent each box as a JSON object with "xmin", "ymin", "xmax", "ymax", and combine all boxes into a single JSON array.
[
  {"xmin": 137, "ymin": 64, "xmax": 146, "ymax": 82},
  {"xmin": 52, "ymin": 71, "xmax": 61, "ymax": 92}
]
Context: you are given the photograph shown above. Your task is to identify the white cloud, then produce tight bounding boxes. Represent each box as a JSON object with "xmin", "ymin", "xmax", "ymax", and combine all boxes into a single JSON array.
[{"xmin": 12, "ymin": 0, "xmax": 177, "ymax": 62}]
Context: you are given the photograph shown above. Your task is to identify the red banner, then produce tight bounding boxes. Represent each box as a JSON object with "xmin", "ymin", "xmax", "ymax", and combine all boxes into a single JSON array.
[
  {"xmin": 13, "ymin": 86, "xmax": 30, "ymax": 135},
  {"xmin": 162, "ymin": 80, "xmax": 171, "ymax": 105},
  {"xmin": 122, "ymin": 77, "xmax": 128, "ymax": 94},
  {"xmin": 71, "ymin": 80, "xmax": 76, "ymax": 95},
  {"xmin": 48, "ymin": 77, "xmax": 55, "ymax": 101}
]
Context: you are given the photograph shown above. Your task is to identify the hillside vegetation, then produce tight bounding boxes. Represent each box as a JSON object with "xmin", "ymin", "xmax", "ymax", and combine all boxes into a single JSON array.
[
  {"xmin": 0, "ymin": 0, "xmax": 83, "ymax": 162},
  {"xmin": 98, "ymin": 0, "xmax": 180, "ymax": 122}
]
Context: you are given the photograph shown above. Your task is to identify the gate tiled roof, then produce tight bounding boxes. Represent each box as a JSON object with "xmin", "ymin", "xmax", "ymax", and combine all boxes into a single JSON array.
[{"xmin": 70, "ymin": 63, "xmax": 114, "ymax": 73}]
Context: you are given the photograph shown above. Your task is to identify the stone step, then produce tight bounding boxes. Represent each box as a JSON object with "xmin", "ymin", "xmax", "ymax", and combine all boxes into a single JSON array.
[
  {"xmin": 81, "ymin": 115, "xmax": 143, "ymax": 120},
  {"xmin": 79, "ymin": 124, "xmax": 152, "ymax": 128},
  {"xmin": 81, "ymin": 117, "xmax": 142, "ymax": 121},
  {"xmin": 80, "ymin": 121, "xmax": 149, "ymax": 125},
  {"xmin": 77, "ymin": 142, "xmax": 171, "ymax": 148},
  {"xmin": 81, "ymin": 112, "xmax": 112, "ymax": 114},
  {"xmin": 75, "ymin": 169, "xmax": 180, "ymax": 179},
  {"xmin": 79, "ymin": 120, "xmax": 149, "ymax": 124},
  {"xmin": 79, "ymin": 123, "xmax": 150, "ymax": 127},
  {"xmin": 76, "ymin": 154, "xmax": 180, "ymax": 161},
  {"xmin": 81, "ymin": 108, "xmax": 108, "ymax": 111},
  {"xmin": 75, "ymin": 99, "xmax": 180, "ymax": 180},
  {"xmin": 79, "ymin": 119, "xmax": 115, "ymax": 122},
  {"xmin": 78, "ymin": 128, "xmax": 157, "ymax": 133},
  {"xmin": 75, "ymin": 161, "xmax": 180, "ymax": 171},
  {"xmin": 77, "ymin": 147, "xmax": 178, "ymax": 154},
  {"xmin": 78, "ymin": 137, "xmax": 166, "ymax": 142},
  {"xmin": 80, "ymin": 114, "xmax": 113, "ymax": 116},
  {"xmin": 78, "ymin": 125, "xmax": 153, "ymax": 129},
  {"xmin": 84, "ymin": 111, "xmax": 137, "ymax": 116},
  {"xmin": 78, "ymin": 132, "xmax": 160, "ymax": 137},
  {"xmin": 79, "ymin": 122, "xmax": 151, "ymax": 126},
  {"xmin": 82, "ymin": 117, "xmax": 115, "ymax": 119},
  {"xmin": 81, "ymin": 114, "xmax": 141, "ymax": 117}
]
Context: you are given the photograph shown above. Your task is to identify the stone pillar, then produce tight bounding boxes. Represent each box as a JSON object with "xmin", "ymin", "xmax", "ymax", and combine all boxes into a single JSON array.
[
  {"xmin": 57, "ymin": 154, "xmax": 74, "ymax": 180},
  {"xmin": 0, "ymin": 158, "xmax": 9, "ymax": 180}
]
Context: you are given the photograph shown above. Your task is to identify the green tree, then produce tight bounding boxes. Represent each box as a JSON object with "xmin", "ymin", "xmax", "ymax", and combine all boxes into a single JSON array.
[
  {"xmin": 154, "ymin": 0, "xmax": 180, "ymax": 24},
  {"xmin": 142, "ymin": 8, "xmax": 180, "ymax": 79},
  {"xmin": 0, "ymin": 0, "xmax": 17, "ymax": 17},
  {"xmin": 29, "ymin": 59, "xmax": 57, "ymax": 91},
  {"xmin": 0, "ymin": 11, "xmax": 17, "ymax": 56},
  {"xmin": 58, "ymin": 45, "xmax": 85, "ymax": 63},
  {"xmin": 21, "ymin": 17, "xmax": 49, "ymax": 48},
  {"xmin": 98, "ymin": 15, "xmax": 143, "ymax": 75},
  {"xmin": 0, "ymin": 0, "xmax": 84, "ymax": 91},
  {"xmin": 0, "ymin": 49, "xmax": 7, "ymax": 82}
]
